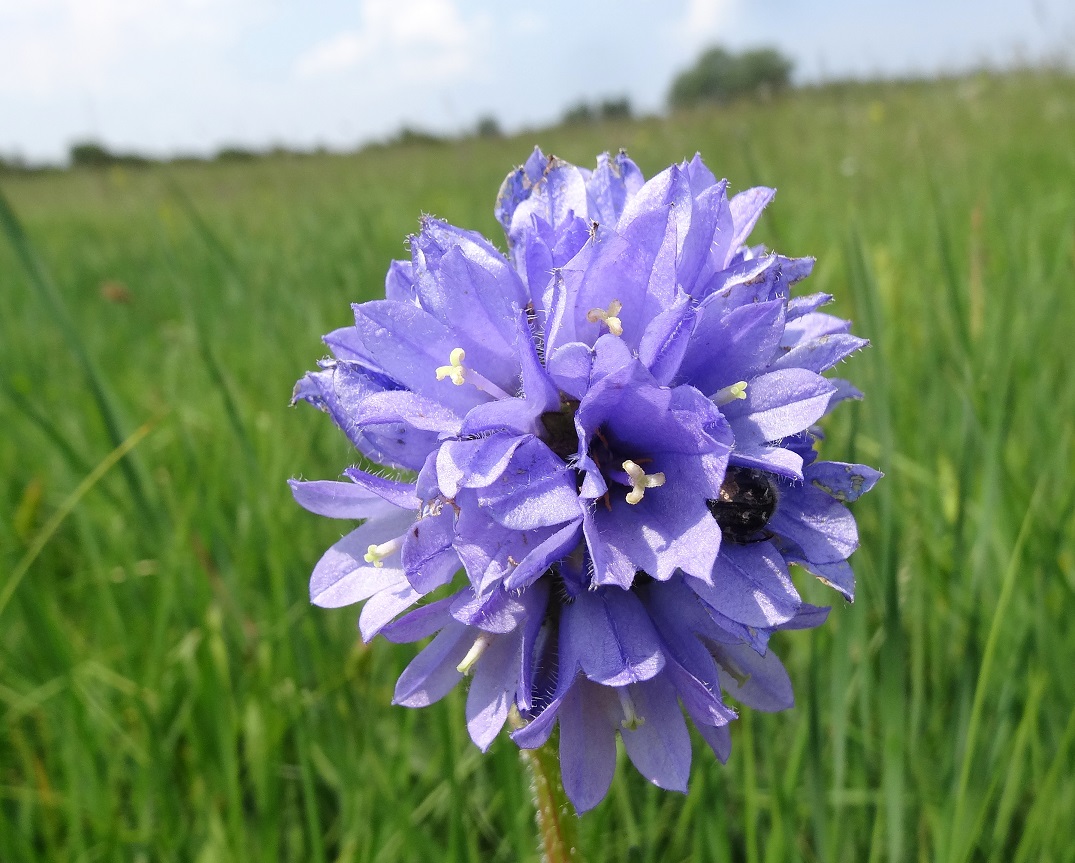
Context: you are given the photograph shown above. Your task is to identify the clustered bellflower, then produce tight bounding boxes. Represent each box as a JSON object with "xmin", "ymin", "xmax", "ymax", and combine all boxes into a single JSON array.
[{"xmin": 291, "ymin": 149, "xmax": 880, "ymax": 812}]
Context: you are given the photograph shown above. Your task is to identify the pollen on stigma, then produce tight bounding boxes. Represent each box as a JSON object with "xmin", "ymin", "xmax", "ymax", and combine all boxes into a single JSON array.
[{"xmin": 586, "ymin": 299, "xmax": 624, "ymax": 336}]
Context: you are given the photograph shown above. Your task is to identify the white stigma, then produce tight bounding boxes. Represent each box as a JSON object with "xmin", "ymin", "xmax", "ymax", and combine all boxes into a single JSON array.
[
  {"xmin": 435, "ymin": 346, "xmax": 512, "ymax": 400},
  {"xmin": 435, "ymin": 347, "xmax": 468, "ymax": 386},
  {"xmin": 586, "ymin": 299, "xmax": 624, "ymax": 337},
  {"xmin": 618, "ymin": 688, "xmax": 645, "ymax": 731},
  {"xmin": 456, "ymin": 633, "xmax": 492, "ymax": 675},
  {"xmin": 364, "ymin": 537, "xmax": 402, "ymax": 568},
  {"xmin": 713, "ymin": 380, "xmax": 748, "ymax": 406},
  {"xmin": 622, "ymin": 459, "xmax": 665, "ymax": 505}
]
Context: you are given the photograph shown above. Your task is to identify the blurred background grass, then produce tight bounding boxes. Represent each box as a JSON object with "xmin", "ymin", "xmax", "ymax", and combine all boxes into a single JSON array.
[{"xmin": 2, "ymin": 70, "xmax": 1074, "ymax": 862}]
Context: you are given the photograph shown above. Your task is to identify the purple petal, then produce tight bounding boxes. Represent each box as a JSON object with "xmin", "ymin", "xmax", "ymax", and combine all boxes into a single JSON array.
[
  {"xmin": 770, "ymin": 484, "xmax": 859, "ymax": 565},
  {"xmin": 450, "ymin": 584, "xmax": 530, "ymax": 634},
  {"xmin": 579, "ymin": 362, "xmax": 732, "ymax": 467},
  {"xmin": 636, "ymin": 293, "xmax": 697, "ymax": 386},
  {"xmin": 787, "ymin": 292, "xmax": 832, "ymax": 319},
  {"xmin": 516, "ymin": 580, "xmax": 551, "ymax": 710},
  {"xmin": 512, "ymin": 687, "xmax": 566, "ymax": 750},
  {"xmin": 321, "ymin": 326, "xmax": 367, "ymax": 361},
  {"xmin": 342, "ymin": 467, "xmax": 420, "ymax": 510},
  {"xmin": 400, "ymin": 505, "xmax": 461, "ymax": 593},
  {"xmin": 351, "ymin": 390, "xmax": 462, "ymax": 434},
  {"xmin": 711, "ymin": 641, "xmax": 794, "ymax": 712},
  {"xmin": 697, "ymin": 723, "xmax": 732, "ymax": 763},
  {"xmin": 588, "ymin": 331, "xmax": 635, "ymax": 382},
  {"xmin": 511, "ymin": 156, "xmax": 589, "ymax": 236},
  {"xmin": 309, "ymin": 509, "xmax": 415, "ymax": 608},
  {"xmin": 350, "ymin": 300, "xmax": 496, "ymax": 414},
  {"xmin": 436, "ymin": 434, "xmax": 528, "ymax": 498},
  {"xmin": 586, "ymin": 150, "xmax": 645, "ymax": 225},
  {"xmin": 778, "ymin": 603, "xmax": 832, "ymax": 630},
  {"xmin": 466, "ymin": 631, "xmax": 521, "ymax": 751},
  {"xmin": 384, "ymin": 258, "xmax": 416, "ymax": 303},
  {"xmin": 545, "ymin": 341, "xmax": 594, "ymax": 401},
  {"xmin": 589, "ymin": 478, "xmax": 723, "ymax": 583},
  {"xmin": 359, "ymin": 578, "xmax": 423, "ymax": 641},
  {"xmin": 693, "ymin": 253, "xmax": 777, "ymax": 305},
  {"xmin": 412, "ymin": 221, "xmax": 528, "ymax": 366},
  {"xmin": 730, "ymin": 445, "xmax": 805, "ymax": 481},
  {"xmin": 678, "ymin": 298, "xmax": 784, "ymax": 395},
  {"xmin": 453, "ymin": 490, "xmax": 577, "ymax": 596},
  {"xmin": 677, "ymin": 177, "xmax": 730, "ymax": 289},
  {"xmin": 495, "ymin": 146, "xmax": 547, "ymax": 233},
  {"xmin": 293, "ymin": 362, "xmax": 411, "ymax": 465},
  {"xmin": 769, "ymin": 334, "xmax": 870, "ymax": 375},
  {"xmin": 460, "ymin": 311, "xmax": 561, "ymax": 436},
  {"xmin": 641, "ymin": 572, "xmax": 727, "ymax": 639},
  {"xmin": 830, "ymin": 378, "xmax": 864, "ymax": 408},
  {"xmin": 561, "ymin": 589, "xmax": 665, "ymax": 686},
  {"xmin": 581, "ymin": 506, "xmax": 635, "ymax": 589},
  {"xmin": 688, "ymin": 541, "xmax": 801, "ymax": 627},
  {"xmin": 616, "ymin": 162, "xmax": 684, "ymax": 229},
  {"xmin": 379, "ymin": 595, "xmax": 455, "ymax": 643},
  {"xmin": 683, "ymin": 152, "xmax": 718, "ymax": 191},
  {"xmin": 806, "ymin": 461, "xmax": 883, "ymax": 502},
  {"xmin": 787, "ymin": 555, "xmax": 855, "ymax": 601},
  {"xmin": 392, "ymin": 621, "xmax": 472, "ymax": 707},
  {"xmin": 558, "ymin": 681, "xmax": 618, "ymax": 813},
  {"xmin": 502, "ymin": 520, "xmax": 583, "ymax": 591},
  {"xmin": 288, "ymin": 479, "xmax": 402, "ymax": 520},
  {"xmin": 619, "ymin": 162, "xmax": 720, "ymax": 294},
  {"xmin": 727, "ymin": 187, "xmax": 776, "ymax": 258},
  {"xmin": 620, "ymin": 676, "xmax": 691, "ymax": 793},
  {"xmin": 479, "ymin": 438, "xmax": 580, "ymax": 530},
  {"xmin": 723, "ymin": 369, "xmax": 836, "ymax": 445},
  {"xmin": 781, "ymin": 311, "xmax": 851, "ymax": 348},
  {"xmin": 312, "ymin": 553, "xmax": 403, "ymax": 608}
]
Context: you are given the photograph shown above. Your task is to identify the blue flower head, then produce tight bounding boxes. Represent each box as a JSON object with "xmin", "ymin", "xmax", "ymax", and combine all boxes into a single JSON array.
[{"xmin": 291, "ymin": 149, "xmax": 881, "ymax": 813}]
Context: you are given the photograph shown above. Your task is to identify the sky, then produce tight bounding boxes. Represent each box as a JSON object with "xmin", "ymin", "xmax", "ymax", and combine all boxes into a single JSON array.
[{"xmin": 2, "ymin": 0, "xmax": 1073, "ymax": 163}]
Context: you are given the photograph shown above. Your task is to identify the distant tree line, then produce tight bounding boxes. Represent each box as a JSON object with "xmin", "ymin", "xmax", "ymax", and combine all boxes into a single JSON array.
[
  {"xmin": 561, "ymin": 97, "xmax": 633, "ymax": 126},
  {"xmin": 68, "ymin": 142, "xmax": 154, "ymax": 168},
  {"xmin": 3, "ymin": 45, "xmax": 797, "ymax": 172},
  {"xmin": 669, "ymin": 46, "xmax": 794, "ymax": 109}
]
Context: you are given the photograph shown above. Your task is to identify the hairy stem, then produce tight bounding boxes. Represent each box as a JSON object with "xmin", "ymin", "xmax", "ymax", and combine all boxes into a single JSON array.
[{"xmin": 516, "ymin": 728, "xmax": 581, "ymax": 863}]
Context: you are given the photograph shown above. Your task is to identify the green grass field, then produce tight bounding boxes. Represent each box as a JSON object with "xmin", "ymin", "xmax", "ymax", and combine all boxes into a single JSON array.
[{"xmin": 2, "ymin": 70, "xmax": 1074, "ymax": 862}]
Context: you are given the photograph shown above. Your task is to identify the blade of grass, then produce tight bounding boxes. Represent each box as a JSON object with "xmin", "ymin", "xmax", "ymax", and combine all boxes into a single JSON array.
[
  {"xmin": 0, "ymin": 187, "xmax": 160, "ymax": 527},
  {"xmin": 0, "ymin": 414, "xmax": 160, "ymax": 620},
  {"xmin": 948, "ymin": 475, "xmax": 1047, "ymax": 862},
  {"xmin": 845, "ymin": 229, "xmax": 904, "ymax": 863}
]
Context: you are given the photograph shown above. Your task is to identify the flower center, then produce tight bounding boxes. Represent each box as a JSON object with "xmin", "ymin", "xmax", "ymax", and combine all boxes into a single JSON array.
[
  {"xmin": 587, "ymin": 429, "xmax": 665, "ymax": 506},
  {"xmin": 621, "ymin": 459, "xmax": 666, "ymax": 505},
  {"xmin": 707, "ymin": 466, "xmax": 778, "ymax": 544},
  {"xmin": 539, "ymin": 395, "xmax": 581, "ymax": 460},
  {"xmin": 539, "ymin": 397, "xmax": 666, "ymax": 505}
]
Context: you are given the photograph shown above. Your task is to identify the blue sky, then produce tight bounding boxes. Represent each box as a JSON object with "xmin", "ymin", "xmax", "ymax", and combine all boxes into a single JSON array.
[{"xmin": 2, "ymin": 0, "xmax": 1072, "ymax": 163}]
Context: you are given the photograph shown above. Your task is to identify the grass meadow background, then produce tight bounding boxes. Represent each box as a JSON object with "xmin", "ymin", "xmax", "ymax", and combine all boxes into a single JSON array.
[{"xmin": 2, "ymin": 70, "xmax": 1074, "ymax": 862}]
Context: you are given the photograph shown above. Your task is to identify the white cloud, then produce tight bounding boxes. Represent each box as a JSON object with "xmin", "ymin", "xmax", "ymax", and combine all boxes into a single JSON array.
[
  {"xmin": 295, "ymin": 31, "xmax": 368, "ymax": 78},
  {"xmin": 677, "ymin": 0, "xmax": 737, "ymax": 51},
  {"xmin": 294, "ymin": 0, "xmax": 487, "ymax": 81},
  {"xmin": 0, "ymin": 0, "xmax": 247, "ymax": 96}
]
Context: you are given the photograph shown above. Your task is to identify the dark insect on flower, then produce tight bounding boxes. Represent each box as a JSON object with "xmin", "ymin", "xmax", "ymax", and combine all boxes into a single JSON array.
[
  {"xmin": 290, "ymin": 148, "xmax": 881, "ymax": 812},
  {"xmin": 708, "ymin": 466, "xmax": 779, "ymax": 544}
]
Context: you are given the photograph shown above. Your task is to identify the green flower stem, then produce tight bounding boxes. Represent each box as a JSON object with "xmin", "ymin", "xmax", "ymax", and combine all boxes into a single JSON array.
[{"xmin": 514, "ymin": 714, "xmax": 581, "ymax": 863}]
